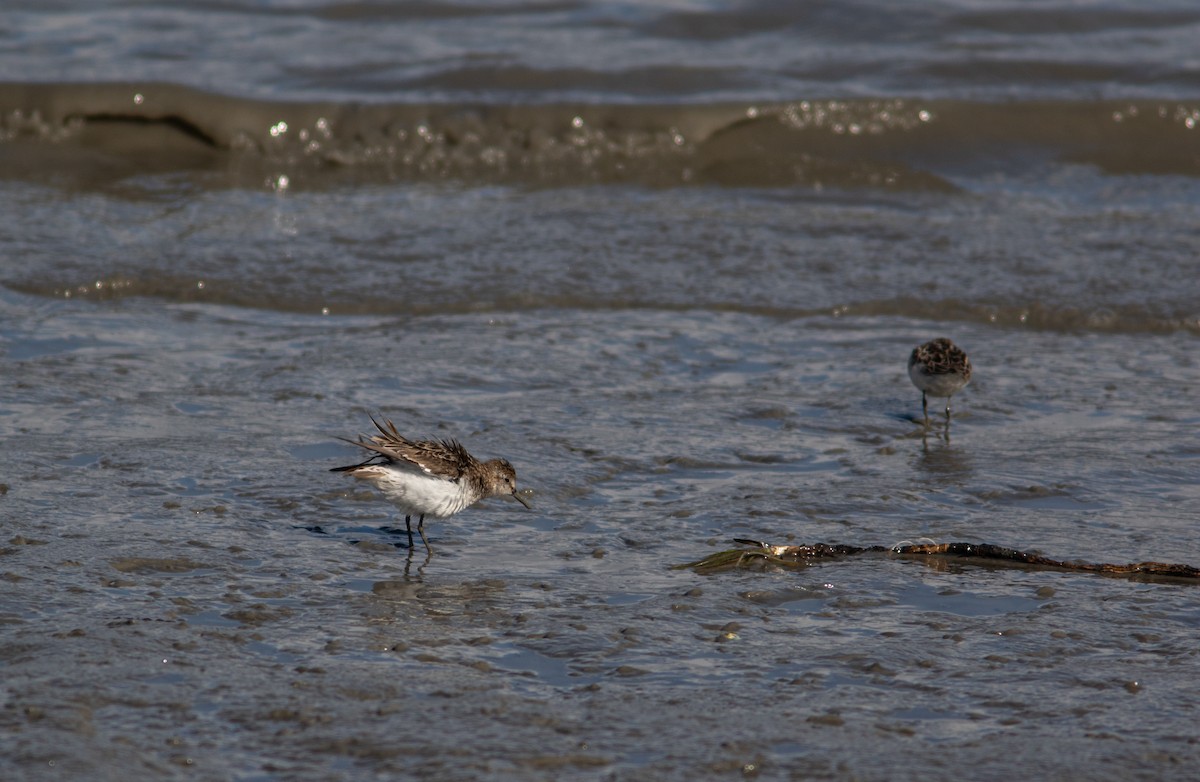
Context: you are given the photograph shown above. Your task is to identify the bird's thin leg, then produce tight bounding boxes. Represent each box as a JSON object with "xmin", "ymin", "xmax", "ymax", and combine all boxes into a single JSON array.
[
  {"xmin": 944, "ymin": 398, "xmax": 952, "ymax": 420},
  {"xmin": 921, "ymin": 391, "xmax": 930, "ymax": 426},
  {"xmin": 404, "ymin": 515, "xmax": 415, "ymax": 549},
  {"xmin": 416, "ymin": 515, "xmax": 434, "ymax": 553}
]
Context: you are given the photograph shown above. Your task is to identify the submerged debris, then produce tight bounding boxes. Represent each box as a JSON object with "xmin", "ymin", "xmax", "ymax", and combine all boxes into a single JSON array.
[{"xmin": 676, "ymin": 539, "xmax": 1200, "ymax": 584}]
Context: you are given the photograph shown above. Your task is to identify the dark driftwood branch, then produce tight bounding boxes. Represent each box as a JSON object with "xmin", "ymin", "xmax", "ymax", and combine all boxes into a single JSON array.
[{"xmin": 676, "ymin": 539, "xmax": 1200, "ymax": 584}]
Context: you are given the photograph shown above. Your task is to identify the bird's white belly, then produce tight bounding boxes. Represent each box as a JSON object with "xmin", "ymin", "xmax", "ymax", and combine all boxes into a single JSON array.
[
  {"xmin": 362, "ymin": 467, "xmax": 474, "ymax": 518},
  {"xmin": 908, "ymin": 364, "xmax": 969, "ymax": 397}
]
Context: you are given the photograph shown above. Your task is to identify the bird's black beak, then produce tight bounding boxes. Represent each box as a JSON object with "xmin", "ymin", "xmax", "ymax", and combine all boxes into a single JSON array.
[{"xmin": 512, "ymin": 491, "xmax": 532, "ymax": 509}]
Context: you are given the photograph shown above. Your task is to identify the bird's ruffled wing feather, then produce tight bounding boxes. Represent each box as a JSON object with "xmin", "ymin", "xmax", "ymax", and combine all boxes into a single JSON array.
[{"xmin": 336, "ymin": 416, "xmax": 474, "ymax": 480}]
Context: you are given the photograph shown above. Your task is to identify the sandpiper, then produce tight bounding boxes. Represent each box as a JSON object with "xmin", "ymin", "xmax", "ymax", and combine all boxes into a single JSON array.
[
  {"xmin": 908, "ymin": 337, "xmax": 972, "ymax": 424},
  {"xmin": 331, "ymin": 416, "xmax": 531, "ymax": 553}
]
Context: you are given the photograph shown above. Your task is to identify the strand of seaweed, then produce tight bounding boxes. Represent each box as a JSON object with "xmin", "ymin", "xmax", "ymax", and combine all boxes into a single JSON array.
[{"xmin": 676, "ymin": 539, "xmax": 1200, "ymax": 584}]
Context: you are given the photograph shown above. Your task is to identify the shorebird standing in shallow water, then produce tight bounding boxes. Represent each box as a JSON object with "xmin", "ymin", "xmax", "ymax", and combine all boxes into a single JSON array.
[
  {"xmin": 908, "ymin": 338, "xmax": 972, "ymax": 425},
  {"xmin": 331, "ymin": 416, "xmax": 531, "ymax": 553}
]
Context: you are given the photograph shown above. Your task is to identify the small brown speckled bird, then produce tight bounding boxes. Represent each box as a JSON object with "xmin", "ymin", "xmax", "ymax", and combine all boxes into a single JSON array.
[
  {"xmin": 331, "ymin": 416, "xmax": 531, "ymax": 553},
  {"xmin": 908, "ymin": 338, "xmax": 972, "ymax": 424}
]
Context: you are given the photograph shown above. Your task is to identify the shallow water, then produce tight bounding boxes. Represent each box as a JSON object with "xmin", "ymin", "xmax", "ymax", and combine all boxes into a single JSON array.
[
  {"xmin": 3, "ymin": 2, "xmax": 1200, "ymax": 781},
  {"xmin": 4, "ymin": 296, "xmax": 1198, "ymax": 780}
]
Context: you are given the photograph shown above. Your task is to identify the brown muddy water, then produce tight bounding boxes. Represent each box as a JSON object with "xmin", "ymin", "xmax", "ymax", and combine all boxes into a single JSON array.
[{"xmin": 3, "ymin": 2, "xmax": 1200, "ymax": 781}]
